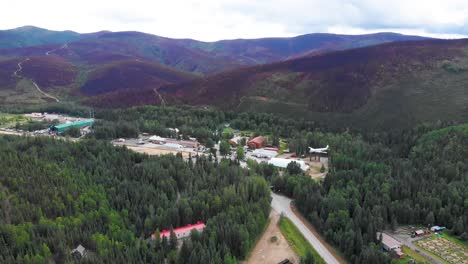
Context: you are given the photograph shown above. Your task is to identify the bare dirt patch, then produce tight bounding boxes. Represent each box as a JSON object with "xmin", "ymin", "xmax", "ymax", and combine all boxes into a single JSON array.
[
  {"xmin": 247, "ymin": 211, "xmax": 299, "ymax": 264},
  {"xmin": 124, "ymin": 145, "xmax": 193, "ymax": 159}
]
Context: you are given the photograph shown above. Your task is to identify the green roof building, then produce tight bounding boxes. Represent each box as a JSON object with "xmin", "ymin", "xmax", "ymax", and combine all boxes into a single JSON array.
[{"xmin": 51, "ymin": 119, "xmax": 94, "ymax": 133}]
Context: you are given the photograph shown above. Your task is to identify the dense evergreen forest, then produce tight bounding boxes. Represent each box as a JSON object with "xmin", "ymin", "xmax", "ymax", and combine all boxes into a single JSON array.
[
  {"xmin": 274, "ymin": 125, "xmax": 468, "ymax": 263},
  {"xmin": 0, "ymin": 136, "xmax": 270, "ymax": 263},
  {"xmin": 1, "ymin": 104, "xmax": 466, "ymax": 264}
]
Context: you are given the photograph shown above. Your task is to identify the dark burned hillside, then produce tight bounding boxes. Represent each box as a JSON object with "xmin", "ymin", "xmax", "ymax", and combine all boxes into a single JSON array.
[{"xmin": 161, "ymin": 39, "xmax": 468, "ymax": 129}]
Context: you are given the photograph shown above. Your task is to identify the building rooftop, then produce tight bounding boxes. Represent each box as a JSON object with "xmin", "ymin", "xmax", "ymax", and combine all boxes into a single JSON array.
[
  {"xmin": 52, "ymin": 119, "xmax": 94, "ymax": 132},
  {"xmin": 153, "ymin": 221, "xmax": 206, "ymax": 239},
  {"xmin": 378, "ymin": 232, "xmax": 401, "ymax": 249},
  {"xmin": 268, "ymin": 158, "xmax": 309, "ymax": 171},
  {"xmin": 248, "ymin": 136, "xmax": 265, "ymax": 144}
]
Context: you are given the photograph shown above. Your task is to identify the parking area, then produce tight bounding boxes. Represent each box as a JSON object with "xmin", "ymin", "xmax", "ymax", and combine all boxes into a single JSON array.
[{"xmin": 113, "ymin": 137, "xmax": 199, "ymax": 160}]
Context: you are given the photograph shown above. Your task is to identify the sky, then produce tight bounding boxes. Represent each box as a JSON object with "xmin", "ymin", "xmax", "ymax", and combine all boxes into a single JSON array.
[{"xmin": 1, "ymin": 0, "xmax": 468, "ymax": 41}]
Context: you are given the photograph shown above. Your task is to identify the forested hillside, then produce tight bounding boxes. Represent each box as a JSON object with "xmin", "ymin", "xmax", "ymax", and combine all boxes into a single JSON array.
[
  {"xmin": 0, "ymin": 136, "xmax": 270, "ymax": 263},
  {"xmin": 163, "ymin": 39, "xmax": 468, "ymax": 130}
]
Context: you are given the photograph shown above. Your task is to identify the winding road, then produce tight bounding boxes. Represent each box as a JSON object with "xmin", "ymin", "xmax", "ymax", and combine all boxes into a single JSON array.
[
  {"xmin": 13, "ymin": 58, "xmax": 29, "ymax": 77},
  {"xmin": 13, "ymin": 57, "xmax": 60, "ymax": 102},
  {"xmin": 45, "ymin": 43, "xmax": 68, "ymax": 56},
  {"xmin": 271, "ymin": 192, "xmax": 340, "ymax": 264}
]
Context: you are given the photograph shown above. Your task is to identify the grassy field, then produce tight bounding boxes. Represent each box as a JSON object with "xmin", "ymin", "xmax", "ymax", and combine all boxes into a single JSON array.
[
  {"xmin": 392, "ymin": 246, "xmax": 431, "ymax": 264},
  {"xmin": 278, "ymin": 216, "xmax": 325, "ymax": 264},
  {"xmin": 222, "ymin": 127, "xmax": 234, "ymax": 139},
  {"xmin": 0, "ymin": 113, "xmax": 30, "ymax": 128}
]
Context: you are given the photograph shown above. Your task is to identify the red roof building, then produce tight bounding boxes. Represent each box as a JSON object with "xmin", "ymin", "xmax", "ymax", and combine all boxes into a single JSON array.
[
  {"xmin": 152, "ymin": 221, "xmax": 206, "ymax": 240},
  {"xmin": 247, "ymin": 136, "xmax": 265, "ymax": 149}
]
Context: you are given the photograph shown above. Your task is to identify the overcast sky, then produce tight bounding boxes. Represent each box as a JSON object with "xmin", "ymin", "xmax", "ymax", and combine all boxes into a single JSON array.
[{"xmin": 2, "ymin": 0, "xmax": 468, "ymax": 41}]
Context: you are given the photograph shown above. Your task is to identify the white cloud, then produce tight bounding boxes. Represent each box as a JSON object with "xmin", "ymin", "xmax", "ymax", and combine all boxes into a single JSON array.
[{"xmin": 0, "ymin": 0, "xmax": 467, "ymax": 41}]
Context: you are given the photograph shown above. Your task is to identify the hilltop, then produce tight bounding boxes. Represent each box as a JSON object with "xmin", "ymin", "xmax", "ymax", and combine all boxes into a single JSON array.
[
  {"xmin": 0, "ymin": 27, "xmax": 426, "ymax": 75},
  {"xmin": 0, "ymin": 27, "xmax": 428, "ymax": 107},
  {"xmin": 162, "ymin": 39, "xmax": 468, "ymax": 129},
  {"xmin": 0, "ymin": 26, "xmax": 83, "ymax": 49}
]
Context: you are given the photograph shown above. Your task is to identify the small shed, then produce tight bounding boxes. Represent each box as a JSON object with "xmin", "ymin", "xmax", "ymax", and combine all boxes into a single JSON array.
[
  {"xmin": 415, "ymin": 230, "xmax": 425, "ymax": 236},
  {"xmin": 71, "ymin": 244, "xmax": 87, "ymax": 259}
]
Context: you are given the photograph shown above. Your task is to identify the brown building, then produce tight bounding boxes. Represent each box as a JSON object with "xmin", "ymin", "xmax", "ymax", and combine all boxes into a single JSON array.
[{"xmin": 247, "ymin": 136, "xmax": 265, "ymax": 149}]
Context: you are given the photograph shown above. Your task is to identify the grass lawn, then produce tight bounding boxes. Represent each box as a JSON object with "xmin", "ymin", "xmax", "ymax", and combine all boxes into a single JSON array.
[
  {"xmin": 0, "ymin": 113, "xmax": 30, "ymax": 128},
  {"xmin": 278, "ymin": 140, "xmax": 288, "ymax": 154},
  {"xmin": 222, "ymin": 127, "xmax": 234, "ymax": 139},
  {"xmin": 278, "ymin": 216, "xmax": 325, "ymax": 264},
  {"xmin": 392, "ymin": 246, "xmax": 430, "ymax": 264}
]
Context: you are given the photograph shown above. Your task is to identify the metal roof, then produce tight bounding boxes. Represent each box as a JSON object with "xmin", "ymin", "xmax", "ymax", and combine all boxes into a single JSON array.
[
  {"xmin": 268, "ymin": 158, "xmax": 309, "ymax": 171},
  {"xmin": 52, "ymin": 119, "xmax": 94, "ymax": 132}
]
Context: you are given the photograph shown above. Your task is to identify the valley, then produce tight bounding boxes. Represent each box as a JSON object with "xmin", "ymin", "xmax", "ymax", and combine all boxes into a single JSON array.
[{"xmin": 0, "ymin": 23, "xmax": 467, "ymax": 264}]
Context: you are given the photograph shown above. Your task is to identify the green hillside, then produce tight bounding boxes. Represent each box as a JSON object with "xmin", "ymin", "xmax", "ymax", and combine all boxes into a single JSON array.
[{"xmin": 0, "ymin": 26, "xmax": 82, "ymax": 49}]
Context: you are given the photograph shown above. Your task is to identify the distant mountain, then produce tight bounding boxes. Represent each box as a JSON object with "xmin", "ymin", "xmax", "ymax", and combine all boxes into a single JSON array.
[
  {"xmin": 0, "ymin": 26, "xmax": 83, "ymax": 49},
  {"xmin": 0, "ymin": 27, "xmax": 427, "ymax": 75},
  {"xmin": 0, "ymin": 27, "xmax": 430, "ymax": 106},
  {"xmin": 161, "ymin": 39, "xmax": 468, "ymax": 129}
]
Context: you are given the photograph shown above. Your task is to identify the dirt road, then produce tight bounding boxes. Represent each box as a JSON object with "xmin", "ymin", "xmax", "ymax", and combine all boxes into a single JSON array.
[
  {"xmin": 13, "ymin": 57, "xmax": 60, "ymax": 102},
  {"xmin": 247, "ymin": 211, "xmax": 299, "ymax": 264},
  {"xmin": 32, "ymin": 82, "xmax": 60, "ymax": 102}
]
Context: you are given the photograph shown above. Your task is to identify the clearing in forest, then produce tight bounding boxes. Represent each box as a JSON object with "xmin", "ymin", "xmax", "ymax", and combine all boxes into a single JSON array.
[{"xmin": 247, "ymin": 211, "xmax": 299, "ymax": 264}]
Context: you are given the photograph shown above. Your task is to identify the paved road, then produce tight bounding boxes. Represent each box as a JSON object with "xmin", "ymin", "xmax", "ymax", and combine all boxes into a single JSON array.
[{"xmin": 271, "ymin": 192, "xmax": 340, "ymax": 264}]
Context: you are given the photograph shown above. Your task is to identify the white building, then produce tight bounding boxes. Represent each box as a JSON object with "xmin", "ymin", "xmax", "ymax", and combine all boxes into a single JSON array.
[
  {"xmin": 377, "ymin": 232, "xmax": 404, "ymax": 258},
  {"xmin": 164, "ymin": 143, "xmax": 183, "ymax": 149},
  {"xmin": 268, "ymin": 158, "xmax": 309, "ymax": 171},
  {"xmin": 149, "ymin": 136, "xmax": 166, "ymax": 144},
  {"xmin": 252, "ymin": 149, "xmax": 277, "ymax": 159}
]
